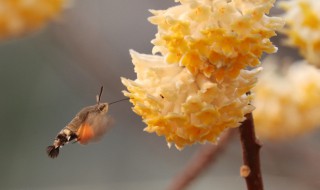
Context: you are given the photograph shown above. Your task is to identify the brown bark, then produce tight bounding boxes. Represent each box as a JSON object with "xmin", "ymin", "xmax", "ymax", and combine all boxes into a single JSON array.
[{"xmin": 239, "ymin": 113, "xmax": 264, "ymax": 190}]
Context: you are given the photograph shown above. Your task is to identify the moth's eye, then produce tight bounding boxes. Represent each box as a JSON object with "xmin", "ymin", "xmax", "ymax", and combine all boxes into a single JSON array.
[{"xmin": 98, "ymin": 104, "xmax": 106, "ymax": 111}]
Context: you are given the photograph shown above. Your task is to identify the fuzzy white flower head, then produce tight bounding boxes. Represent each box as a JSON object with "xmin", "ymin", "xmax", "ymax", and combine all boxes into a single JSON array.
[
  {"xmin": 279, "ymin": 0, "xmax": 320, "ymax": 66},
  {"xmin": 122, "ymin": 50, "xmax": 260, "ymax": 149},
  {"xmin": 253, "ymin": 57, "xmax": 320, "ymax": 140}
]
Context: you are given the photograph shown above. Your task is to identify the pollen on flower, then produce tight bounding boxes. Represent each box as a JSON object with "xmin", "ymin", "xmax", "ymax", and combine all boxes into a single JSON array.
[
  {"xmin": 0, "ymin": 0, "xmax": 69, "ymax": 40},
  {"xmin": 122, "ymin": 50, "xmax": 259, "ymax": 149},
  {"xmin": 253, "ymin": 57, "xmax": 320, "ymax": 140},
  {"xmin": 149, "ymin": 0, "xmax": 284, "ymax": 80},
  {"xmin": 279, "ymin": 0, "xmax": 320, "ymax": 66}
]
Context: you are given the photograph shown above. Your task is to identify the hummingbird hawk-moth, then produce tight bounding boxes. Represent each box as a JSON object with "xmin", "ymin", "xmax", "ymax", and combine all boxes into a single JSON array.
[{"xmin": 47, "ymin": 86, "xmax": 114, "ymax": 159}]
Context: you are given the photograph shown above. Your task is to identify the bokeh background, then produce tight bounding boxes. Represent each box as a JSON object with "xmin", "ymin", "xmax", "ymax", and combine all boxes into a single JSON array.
[{"xmin": 0, "ymin": 0, "xmax": 319, "ymax": 189}]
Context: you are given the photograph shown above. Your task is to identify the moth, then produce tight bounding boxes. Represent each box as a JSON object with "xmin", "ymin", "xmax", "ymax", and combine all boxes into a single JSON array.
[{"xmin": 47, "ymin": 86, "xmax": 114, "ymax": 159}]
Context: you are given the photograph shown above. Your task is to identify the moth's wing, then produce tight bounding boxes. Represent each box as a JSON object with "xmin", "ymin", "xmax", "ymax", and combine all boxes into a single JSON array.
[
  {"xmin": 93, "ymin": 115, "xmax": 114, "ymax": 141},
  {"xmin": 89, "ymin": 115, "xmax": 113, "ymax": 142},
  {"xmin": 77, "ymin": 115, "xmax": 113, "ymax": 145},
  {"xmin": 76, "ymin": 123, "xmax": 95, "ymax": 145}
]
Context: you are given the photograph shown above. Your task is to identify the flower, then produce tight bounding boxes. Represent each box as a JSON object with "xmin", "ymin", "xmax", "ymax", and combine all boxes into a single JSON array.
[
  {"xmin": 149, "ymin": 0, "xmax": 283, "ymax": 80},
  {"xmin": 0, "ymin": 0, "xmax": 69, "ymax": 40},
  {"xmin": 122, "ymin": 0, "xmax": 282, "ymax": 149},
  {"xmin": 253, "ymin": 57, "xmax": 320, "ymax": 140},
  {"xmin": 122, "ymin": 50, "xmax": 259, "ymax": 149},
  {"xmin": 279, "ymin": 0, "xmax": 320, "ymax": 66}
]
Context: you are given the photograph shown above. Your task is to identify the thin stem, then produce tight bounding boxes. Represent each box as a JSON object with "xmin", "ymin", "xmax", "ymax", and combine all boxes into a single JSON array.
[
  {"xmin": 239, "ymin": 112, "xmax": 264, "ymax": 190},
  {"xmin": 167, "ymin": 129, "xmax": 236, "ymax": 190}
]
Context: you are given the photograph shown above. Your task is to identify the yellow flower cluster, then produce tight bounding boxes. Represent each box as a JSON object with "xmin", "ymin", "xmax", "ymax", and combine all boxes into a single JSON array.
[
  {"xmin": 279, "ymin": 0, "xmax": 320, "ymax": 66},
  {"xmin": 150, "ymin": 0, "xmax": 283, "ymax": 81},
  {"xmin": 122, "ymin": 51, "xmax": 259, "ymax": 149},
  {"xmin": 122, "ymin": 0, "xmax": 283, "ymax": 149},
  {"xmin": 0, "ymin": 0, "xmax": 68, "ymax": 40},
  {"xmin": 253, "ymin": 57, "xmax": 320, "ymax": 140}
]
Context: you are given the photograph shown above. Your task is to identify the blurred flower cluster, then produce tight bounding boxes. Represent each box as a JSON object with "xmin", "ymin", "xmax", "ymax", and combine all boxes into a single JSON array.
[
  {"xmin": 253, "ymin": 57, "xmax": 320, "ymax": 140},
  {"xmin": 279, "ymin": 0, "xmax": 320, "ymax": 66},
  {"xmin": 0, "ymin": 0, "xmax": 69, "ymax": 40},
  {"xmin": 122, "ymin": 0, "xmax": 283, "ymax": 149},
  {"xmin": 252, "ymin": 0, "xmax": 320, "ymax": 141}
]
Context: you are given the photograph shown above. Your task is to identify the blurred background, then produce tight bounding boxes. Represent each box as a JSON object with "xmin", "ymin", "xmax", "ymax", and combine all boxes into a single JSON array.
[{"xmin": 0, "ymin": 0, "xmax": 319, "ymax": 189}]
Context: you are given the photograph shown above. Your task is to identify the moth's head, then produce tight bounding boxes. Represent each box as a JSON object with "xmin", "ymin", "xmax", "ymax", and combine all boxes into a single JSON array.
[{"xmin": 97, "ymin": 103, "xmax": 109, "ymax": 114}]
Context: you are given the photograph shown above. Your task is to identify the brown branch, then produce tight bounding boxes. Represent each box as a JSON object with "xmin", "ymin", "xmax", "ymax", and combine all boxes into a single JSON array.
[
  {"xmin": 167, "ymin": 129, "xmax": 236, "ymax": 190},
  {"xmin": 239, "ymin": 112, "xmax": 264, "ymax": 190}
]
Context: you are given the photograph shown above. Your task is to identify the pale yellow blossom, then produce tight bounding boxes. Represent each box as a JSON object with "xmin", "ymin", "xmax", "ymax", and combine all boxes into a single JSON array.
[
  {"xmin": 0, "ymin": 0, "xmax": 69, "ymax": 40},
  {"xmin": 253, "ymin": 57, "xmax": 320, "ymax": 140},
  {"xmin": 149, "ymin": 0, "xmax": 283, "ymax": 80},
  {"xmin": 122, "ymin": 0, "xmax": 282, "ymax": 148},
  {"xmin": 279, "ymin": 0, "xmax": 320, "ymax": 66},
  {"xmin": 122, "ymin": 50, "xmax": 260, "ymax": 149}
]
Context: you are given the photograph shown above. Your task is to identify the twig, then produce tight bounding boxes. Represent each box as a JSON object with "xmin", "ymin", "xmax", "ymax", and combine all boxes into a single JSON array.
[
  {"xmin": 239, "ymin": 112, "xmax": 264, "ymax": 190},
  {"xmin": 167, "ymin": 129, "xmax": 236, "ymax": 190}
]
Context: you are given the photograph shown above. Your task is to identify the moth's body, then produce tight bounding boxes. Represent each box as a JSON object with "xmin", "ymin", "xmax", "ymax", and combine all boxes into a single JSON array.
[{"xmin": 47, "ymin": 102, "xmax": 112, "ymax": 158}]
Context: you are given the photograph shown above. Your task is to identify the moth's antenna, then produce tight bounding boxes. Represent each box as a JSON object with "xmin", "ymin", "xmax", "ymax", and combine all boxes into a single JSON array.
[
  {"xmin": 96, "ymin": 86, "xmax": 104, "ymax": 105},
  {"xmin": 109, "ymin": 98, "xmax": 130, "ymax": 106}
]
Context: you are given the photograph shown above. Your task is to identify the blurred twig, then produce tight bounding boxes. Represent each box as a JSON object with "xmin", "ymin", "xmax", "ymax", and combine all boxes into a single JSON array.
[
  {"xmin": 167, "ymin": 129, "xmax": 236, "ymax": 190},
  {"xmin": 239, "ymin": 113, "xmax": 264, "ymax": 190}
]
